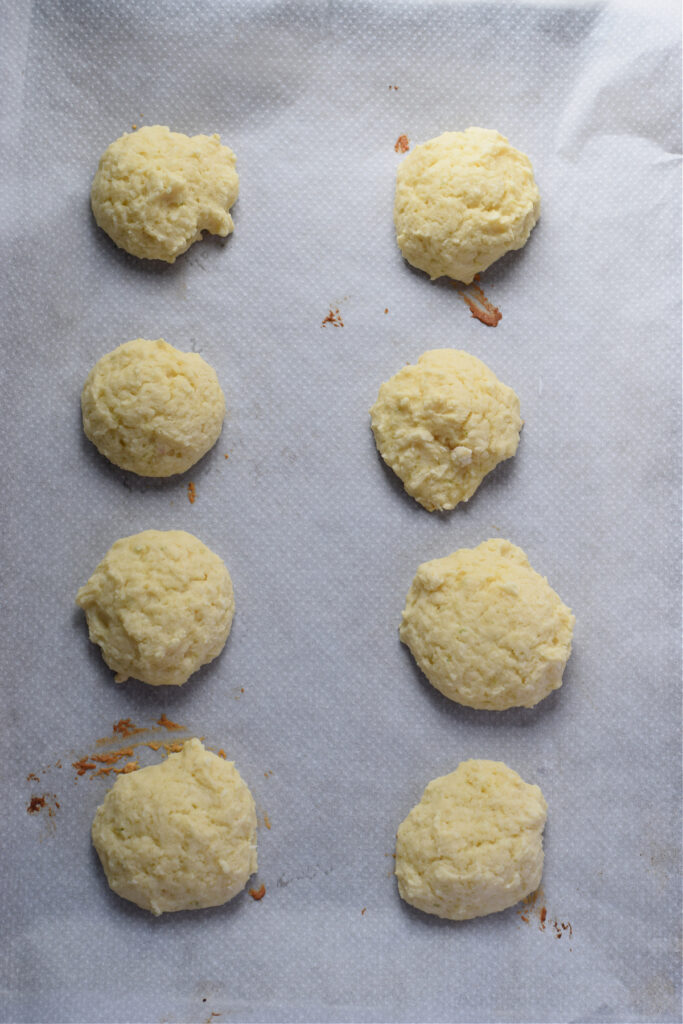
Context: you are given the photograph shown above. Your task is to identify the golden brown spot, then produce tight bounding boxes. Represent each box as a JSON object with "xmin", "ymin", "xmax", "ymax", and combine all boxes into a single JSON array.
[
  {"xmin": 112, "ymin": 718, "xmax": 142, "ymax": 738},
  {"xmin": 394, "ymin": 134, "xmax": 409, "ymax": 154},
  {"xmin": 457, "ymin": 277, "xmax": 502, "ymax": 326},
  {"xmin": 188, "ymin": 481, "xmax": 196, "ymax": 504},
  {"xmin": 249, "ymin": 884, "xmax": 266, "ymax": 901},
  {"xmin": 91, "ymin": 747, "xmax": 134, "ymax": 765},
  {"xmin": 157, "ymin": 713, "xmax": 184, "ymax": 731},
  {"xmin": 322, "ymin": 308, "xmax": 344, "ymax": 328}
]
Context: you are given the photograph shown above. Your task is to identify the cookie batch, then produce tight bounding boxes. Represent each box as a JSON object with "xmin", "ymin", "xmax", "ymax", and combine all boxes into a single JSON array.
[{"xmin": 74, "ymin": 123, "xmax": 570, "ymax": 919}]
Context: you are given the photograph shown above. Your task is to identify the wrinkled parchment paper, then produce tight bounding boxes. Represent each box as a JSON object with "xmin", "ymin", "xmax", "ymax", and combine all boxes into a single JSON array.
[{"xmin": 2, "ymin": 1, "xmax": 680, "ymax": 1021}]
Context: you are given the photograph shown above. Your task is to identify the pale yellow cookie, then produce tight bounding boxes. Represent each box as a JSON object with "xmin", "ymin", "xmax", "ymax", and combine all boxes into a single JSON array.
[
  {"xmin": 81, "ymin": 338, "xmax": 225, "ymax": 477},
  {"xmin": 76, "ymin": 530, "xmax": 234, "ymax": 686},
  {"xmin": 396, "ymin": 760, "xmax": 547, "ymax": 920},
  {"xmin": 394, "ymin": 128, "xmax": 540, "ymax": 283},
  {"xmin": 370, "ymin": 349, "xmax": 521, "ymax": 511},
  {"xmin": 91, "ymin": 125, "xmax": 239, "ymax": 262},
  {"xmin": 400, "ymin": 539, "xmax": 574, "ymax": 709},
  {"xmin": 92, "ymin": 739, "xmax": 257, "ymax": 915}
]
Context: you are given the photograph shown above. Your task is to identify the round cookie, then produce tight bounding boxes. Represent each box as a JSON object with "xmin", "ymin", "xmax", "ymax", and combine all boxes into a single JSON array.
[
  {"xmin": 92, "ymin": 739, "xmax": 257, "ymax": 915},
  {"xmin": 370, "ymin": 349, "xmax": 522, "ymax": 511},
  {"xmin": 76, "ymin": 530, "xmax": 234, "ymax": 686},
  {"xmin": 81, "ymin": 338, "xmax": 226, "ymax": 477},
  {"xmin": 394, "ymin": 128, "xmax": 540, "ymax": 283},
  {"xmin": 396, "ymin": 760, "xmax": 547, "ymax": 920},
  {"xmin": 91, "ymin": 125, "xmax": 239, "ymax": 262},
  {"xmin": 400, "ymin": 539, "xmax": 574, "ymax": 710}
]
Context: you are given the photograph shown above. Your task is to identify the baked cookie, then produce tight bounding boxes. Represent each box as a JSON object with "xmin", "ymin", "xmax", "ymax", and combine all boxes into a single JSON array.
[
  {"xmin": 396, "ymin": 760, "xmax": 547, "ymax": 920},
  {"xmin": 400, "ymin": 539, "xmax": 574, "ymax": 709},
  {"xmin": 370, "ymin": 349, "xmax": 521, "ymax": 511},
  {"xmin": 92, "ymin": 739, "xmax": 257, "ymax": 915},
  {"xmin": 91, "ymin": 125, "xmax": 239, "ymax": 262},
  {"xmin": 81, "ymin": 338, "xmax": 225, "ymax": 477},
  {"xmin": 394, "ymin": 128, "xmax": 540, "ymax": 283},
  {"xmin": 76, "ymin": 530, "xmax": 234, "ymax": 686}
]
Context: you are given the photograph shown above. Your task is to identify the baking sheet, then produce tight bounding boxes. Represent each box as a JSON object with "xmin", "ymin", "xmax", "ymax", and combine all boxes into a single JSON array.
[{"xmin": 1, "ymin": 1, "xmax": 681, "ymax": 1021}]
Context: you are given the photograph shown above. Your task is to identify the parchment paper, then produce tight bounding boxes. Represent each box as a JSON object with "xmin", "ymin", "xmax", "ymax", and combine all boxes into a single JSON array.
[{"xmin": 1, "ymin": 1, "xmax": 681, "ymax": 1022}]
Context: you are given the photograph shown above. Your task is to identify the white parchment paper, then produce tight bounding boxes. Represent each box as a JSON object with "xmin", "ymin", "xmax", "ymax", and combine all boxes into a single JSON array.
[{"xmin": 1, "ymin": 1, "xmax": 681, "ymax": 1021}]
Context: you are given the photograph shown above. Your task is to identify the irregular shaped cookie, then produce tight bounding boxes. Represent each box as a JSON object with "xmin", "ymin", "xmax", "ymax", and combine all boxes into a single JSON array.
[
  {"xmin": 81, "ymin": 338, "xmax": 225, "ymax": 477},
  {"xmin": 92, "ymin": 739, "xmax": 257, "ymax": 915},
  {"xmin": 400, "ymin": 539, "xmax": 574, "ymax": 709},
  {"xmin": 370, "ymin": 349, "xmax": 521, "ymax": 511},
  {"xmin": 91, "ymin": 125, "xmax": 239, "ymax": 262},
  {"xmin": 396, "ymin": 760, "xmax": 547, "ymax": 920},
  {"xmin": 394, "ymin": 128, "xmax": 540, "ymax": 283},
  {"xmin": 76, "ymin": 530, "xmax": 234, "ymax": 686}
]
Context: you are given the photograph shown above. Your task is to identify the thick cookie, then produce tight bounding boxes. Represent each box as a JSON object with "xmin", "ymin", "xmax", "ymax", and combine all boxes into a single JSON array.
[
  {"xmin": 76, "ymin": 530, "xmax": 234, "ymax": 686},
  {"xmin": 91, "ymin": 125, "xmax": 239, "ymax": 262},
  {"xmin": 92, "ymin": 739, "xmax": 257, "ymax": 915},
  {"xmin": 396, "ymin": 760, "xmax": 547, "ymax": 920},
  {"xmin": 394, "ymin": 128, "xmax": 540, "ymax": 283}
]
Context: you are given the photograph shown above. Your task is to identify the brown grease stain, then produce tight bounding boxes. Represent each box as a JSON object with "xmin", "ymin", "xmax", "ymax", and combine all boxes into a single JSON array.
[
  {"xmin": 27, "ymin": 793, "xmax": 59, "ymax": 818},
  {"xmin": 456, "ymin": 276, "xmax": 502, "ymax": 326},
  {"xmin": 157, "ymin": 714, "xmax": 184, "ymax": 731},
  {"xmin": 322, "ymin": 308, "xmax": 344, "ymax": 328},
  {"xmin": 112, "ymin": 718, "xmax": 144, "ymax": 739},
  {"xmin": 517, "ymin": 888, "xmax": 573, "ymax": 943}
]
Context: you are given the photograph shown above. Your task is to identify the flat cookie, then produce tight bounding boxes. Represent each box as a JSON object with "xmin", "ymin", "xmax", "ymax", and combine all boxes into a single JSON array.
[
  {"xmin": 400, "ymin": 539, "xmax": 574, "ymax": 709},
  {"xmin": 81, "ymin": 338, "xmax": 225, "ymax": 477},
  {"xmin": 396, "ymin": 760, "xmax": 547, "ymax": 920},
  {"xmin": 370, "ymin": 349, "xmax": 522, "ymax": 511},
  {"xmin": 394, "ymin": 128, "xmax": 540, "ymax": 283},
  {"xmin": 91, "ymin": 125, "xmax": 239, "ymax": 262},
  {"xmin": 76, "ymin": 530, "xmax": 234, "ymax": 686},
  {"xmin": 92, "ymin": 739, "xmax": 257, "ymax": 915}
]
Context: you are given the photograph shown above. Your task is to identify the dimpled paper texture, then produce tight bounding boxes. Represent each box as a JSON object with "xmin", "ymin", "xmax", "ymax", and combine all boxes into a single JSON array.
[{"xmin": 1, "ymin": 1, "xmax": 680, "ymax": 1022}]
